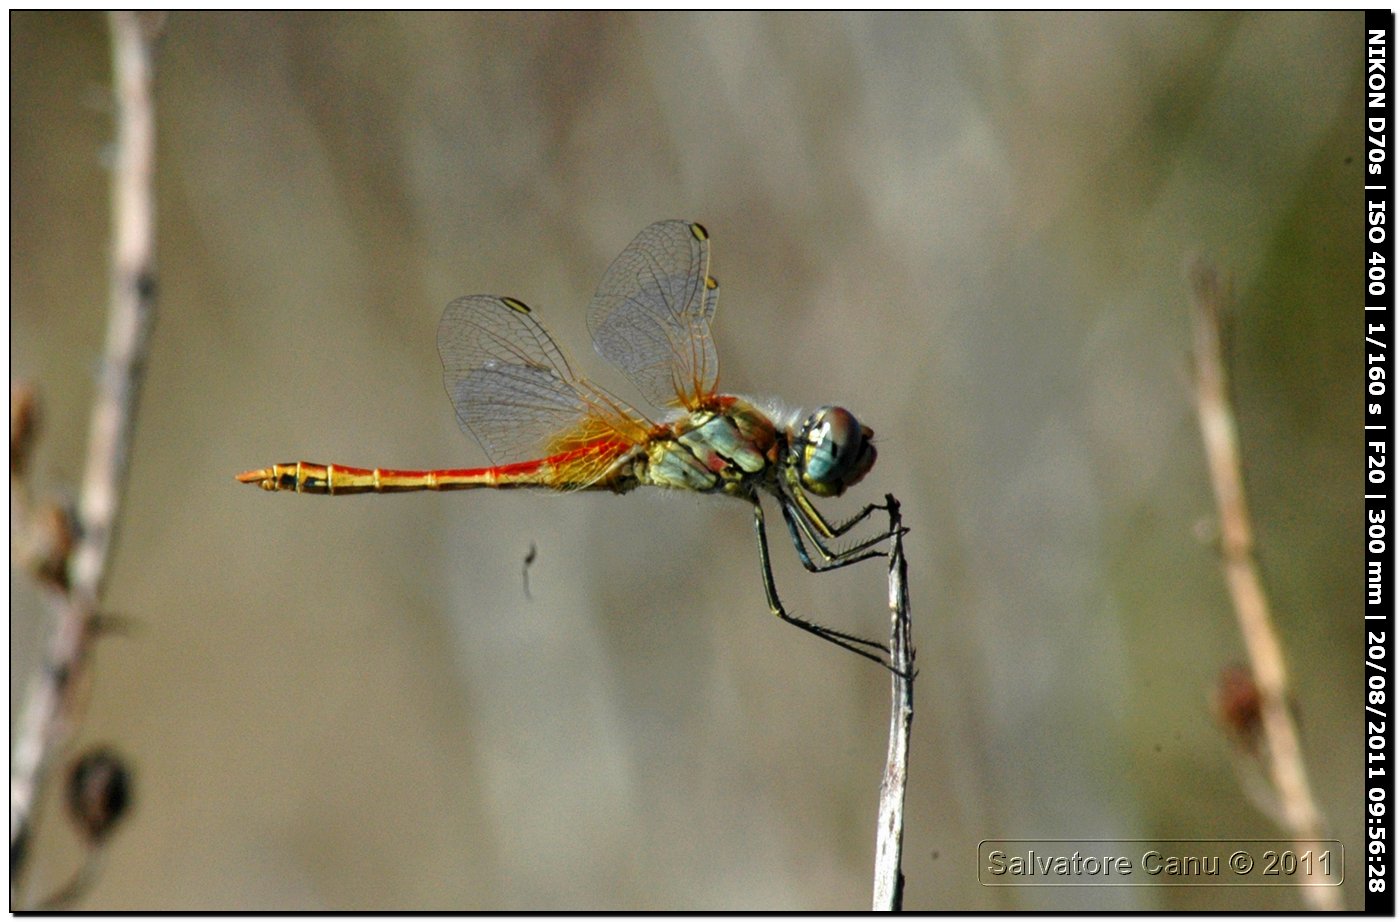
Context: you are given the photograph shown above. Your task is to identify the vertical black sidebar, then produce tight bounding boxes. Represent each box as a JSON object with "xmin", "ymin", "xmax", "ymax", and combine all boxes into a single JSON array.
[{"xmin": 1366, "ymin": 9, "xmax": 1394, "ymax": 916}]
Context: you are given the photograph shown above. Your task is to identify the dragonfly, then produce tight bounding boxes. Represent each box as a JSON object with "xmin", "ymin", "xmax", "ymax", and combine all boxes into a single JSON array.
[{"xmin": 238, "ymin": 220, "xmax": 898, "ymax": 668}]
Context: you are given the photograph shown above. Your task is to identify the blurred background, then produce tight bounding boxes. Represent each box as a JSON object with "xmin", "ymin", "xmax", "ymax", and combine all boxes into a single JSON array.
[{"xmin": 11, "ymin": 11, "xmax": 1363, "ymax": 910}]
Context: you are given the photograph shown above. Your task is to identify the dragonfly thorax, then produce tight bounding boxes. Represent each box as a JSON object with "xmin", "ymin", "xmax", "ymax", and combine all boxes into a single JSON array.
[
  {"xmin": 639, "ymin": 399, "xmax": 780, "ymax": 495},
  {"xmin": 790, "ymin": 406, "xmax": 877, "ymax": 498}
]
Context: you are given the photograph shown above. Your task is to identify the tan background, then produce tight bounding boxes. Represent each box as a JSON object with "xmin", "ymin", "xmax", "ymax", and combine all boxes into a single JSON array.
[{"xmin": 11, "ymin": 11, "xmax": 1363, "ymax": 910}]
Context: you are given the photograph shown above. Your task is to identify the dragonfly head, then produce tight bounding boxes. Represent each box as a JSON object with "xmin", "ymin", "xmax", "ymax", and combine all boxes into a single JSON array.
[{"xmin": 793, "ymin": 406, "xmax": 876, "ymax": 497}]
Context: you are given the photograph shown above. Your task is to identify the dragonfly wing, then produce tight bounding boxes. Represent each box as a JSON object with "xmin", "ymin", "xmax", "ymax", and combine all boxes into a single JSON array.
[
  {"xmin": 438, "ymin": 295, "xmax": 648, "ymax": 471},
  {"xmin": 586, "ymin": 220, "xmax": 720, "ymax": 410}
]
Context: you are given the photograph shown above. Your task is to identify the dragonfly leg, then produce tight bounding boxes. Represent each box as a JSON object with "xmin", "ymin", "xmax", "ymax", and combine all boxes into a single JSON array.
[
  {"xmin": 750, "ymin": 498, "xmax": 894, "ymax": 669},
  {"xmin": 777, "ymin": 475, "xmax": 907, "ymax": 573},
  {"xmin": 783, "ymin": 466, "xmax": 895, "ymax": 540},
  {"xmin": 778, "ymin": 494, "xmax": 891, "ymax": 574}
]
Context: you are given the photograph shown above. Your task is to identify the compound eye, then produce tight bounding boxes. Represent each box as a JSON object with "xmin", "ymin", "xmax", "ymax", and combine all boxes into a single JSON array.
[{"xmin": 798, "ymin": 406, "xmax": 875, "ymax": 497}]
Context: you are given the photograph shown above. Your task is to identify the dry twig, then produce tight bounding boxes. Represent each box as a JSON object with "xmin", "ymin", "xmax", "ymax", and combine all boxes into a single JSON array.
[
  {"xmin": 1187, "ymin": 261, "xmax": 1341, "ymax": 911},
  {"xmin": 872, "ymin": 494, "xmax": 914, "ymax": 910},
  {"xmin": 9, "ymin": 11, "xmax": 164, "ymax": 902}
]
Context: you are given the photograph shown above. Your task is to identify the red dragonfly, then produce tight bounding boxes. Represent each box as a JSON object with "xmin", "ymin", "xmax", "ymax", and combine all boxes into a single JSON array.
[{"xmin": 239, "ymin": 221, "xmax": 896, "ymax": 667}]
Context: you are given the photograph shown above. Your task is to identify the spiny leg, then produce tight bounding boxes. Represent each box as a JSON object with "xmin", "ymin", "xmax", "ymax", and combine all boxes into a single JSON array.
[
  {"xmin": 750, "ymin": 497, "xmax": 892, "ymax": 669},
  {"xmin": 778, "ymin": 475, "xmax": 907, "ymax": 570},
  {"xmin": 783, "ymin": 466, "xmax": 893, "ymax": 541},
  {"xmin": 778, "ymin": 494, "xmax": 890, "ymax": 574},
  {"xmin": 824, "ymin": 500, "xmax": 894, "ymax": 537}
]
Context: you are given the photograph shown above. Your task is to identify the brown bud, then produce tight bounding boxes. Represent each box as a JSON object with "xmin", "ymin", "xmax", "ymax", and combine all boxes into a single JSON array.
[
  {"xmin": 30, "ymin": 502, "xmax": 76, "ymax": 591},
  {"xmin": 1214, "ymin": 663, "xmax": 1262, "ymax": 752},
  {"xmin": 10, "ymin": 382, "xmax": 40, "ymax": 477},
  {"xmin": 66, "ymin": 748, "xmax": 133, "ymax": 845}
]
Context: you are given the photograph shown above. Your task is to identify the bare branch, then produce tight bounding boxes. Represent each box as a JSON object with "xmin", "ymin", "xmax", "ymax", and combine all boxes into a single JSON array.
[
  {"xmin": 9, "ymin": 11, "xmax": 164, "ymax": 900},
  {"xmin": 872, "ymin": 495, "xmax": 914, "ymax": 911},
  {"xmin": 1187, "ymin": 261, "xmax": 1341, "ymax": 911}
]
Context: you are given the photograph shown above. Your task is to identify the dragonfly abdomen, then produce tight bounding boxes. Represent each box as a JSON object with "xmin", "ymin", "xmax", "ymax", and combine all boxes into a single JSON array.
[
  {"xmin": 237, "ymin": 457, "xmax": 622, "ymax": 495},
  {"xmin": 237, "ymin": 431, "xmax": 647, "ymax": 494},
  {"xmin": 239, "ymin": 462, "xmax": 509, "ymax": 494}
]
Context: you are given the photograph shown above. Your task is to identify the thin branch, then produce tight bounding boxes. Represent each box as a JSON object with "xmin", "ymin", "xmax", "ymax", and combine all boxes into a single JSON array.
[
  {"xmin": 1187, "ymin": 261, "xmax": 1341, "ymax": 911},
  {"xmin": 872, "ymin": 494, "xmax": 914, "ymax": 911},
  {"xmin": 9, "ymin": 11, "xmax": 163, "ymax": 900},
  {"xmin": 33, "ymin": 845, "xmax": 106, "ymax": 911}
]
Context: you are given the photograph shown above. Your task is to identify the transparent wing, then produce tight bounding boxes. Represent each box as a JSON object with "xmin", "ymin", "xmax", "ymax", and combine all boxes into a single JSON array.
[
  {"xmin": 438, "ymin": 295, "xmax": 649, "ymax": 466},
  {"xmin": 586, "ymin": 220, "xmax": 720, "ymax": 410}
]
